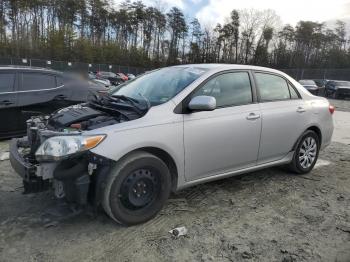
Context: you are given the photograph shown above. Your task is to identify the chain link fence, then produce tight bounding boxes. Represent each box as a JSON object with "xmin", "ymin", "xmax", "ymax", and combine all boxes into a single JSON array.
[
  {"xmin": 2, "ymin": 58, "xmax": 350, "ymax": 81},
  {"xmin": 281, "ymin": 68, "xmax": 350, "ymax": 81},
  {"xmin": 0, "ymin": 58, "xmax": 147, "ymax": 75}
]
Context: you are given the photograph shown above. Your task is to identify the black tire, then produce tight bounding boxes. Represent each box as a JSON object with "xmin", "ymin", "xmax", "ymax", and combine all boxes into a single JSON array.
[
  {"xmin": 287, "ymin": 130, "xmax": 320, "ymax": 174},
  {"xmin": 102, "ymin": 151, "xmax": 171, "ymax": 226}
]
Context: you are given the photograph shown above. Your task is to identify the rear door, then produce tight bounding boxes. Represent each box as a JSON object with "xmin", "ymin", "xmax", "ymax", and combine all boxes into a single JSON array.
[
  {"xmin": 254, "ymin": 71, "xmax": 308, "ymax": 164},
  {"xmin": 0, "ymin": 70, "xmax": 19, "ymax": 137},
  {"xmin": 17, "ymin": 72, "xmax": 70, "ymax": 130}
]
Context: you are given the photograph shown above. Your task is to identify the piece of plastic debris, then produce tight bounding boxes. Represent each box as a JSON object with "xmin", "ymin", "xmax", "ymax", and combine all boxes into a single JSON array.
[
  {"xmin": 0, "ymin": 152, "xmax": 9, "ymax": 161},
  {"xmin": 169, "ymin": 226, "xmax": 188, "ymax": 237},
  {"xmin": 44, "ymin": 221, "xmax": 59, "ymax": 228}
]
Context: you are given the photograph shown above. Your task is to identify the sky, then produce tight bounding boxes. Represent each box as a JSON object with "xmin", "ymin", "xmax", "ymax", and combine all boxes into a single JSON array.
[{"xmin": 113, "ymin": 0, "xmax": 350, "ymax": 27}]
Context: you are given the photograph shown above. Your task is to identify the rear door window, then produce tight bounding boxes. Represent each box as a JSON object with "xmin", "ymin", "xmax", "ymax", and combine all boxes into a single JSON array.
[
  {"xmin": 255, "ymin": 73, "xmax": 291, "ymax": 101},
  {"xmin": 21, "ymin": 73, "xmax": 56, "ymax": 91},
  {"xmin": 0, "ymin": 73, "xmax": 16, "ymax": 92}
]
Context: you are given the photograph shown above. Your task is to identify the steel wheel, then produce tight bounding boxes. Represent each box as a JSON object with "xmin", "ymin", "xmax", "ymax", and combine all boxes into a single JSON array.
[
  {"xmin": 298, "ymin": 137, "xmax": 317, "ymax": 169},
  {"xmin": 103, "ymin": 151, "xmax": 172, "ymax": 225},
  {"xmin": 119, "ymin": 168, "xmax": 160, "ymax": 210}
]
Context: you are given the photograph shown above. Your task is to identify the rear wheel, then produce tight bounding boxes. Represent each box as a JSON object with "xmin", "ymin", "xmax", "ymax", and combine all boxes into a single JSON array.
[
  {"xmin": 102, "ymin": 151, "xmax": 171, "ymax": 225},
  {"xmin": 287, "ymin": 130, "xmax": 320, "ymax": 174}
]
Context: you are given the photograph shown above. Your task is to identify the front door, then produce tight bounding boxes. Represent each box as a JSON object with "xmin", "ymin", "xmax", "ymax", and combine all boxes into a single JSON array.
[{"xmin": 183, "ymin": 71, "xmax": 261, "ymax": 181}]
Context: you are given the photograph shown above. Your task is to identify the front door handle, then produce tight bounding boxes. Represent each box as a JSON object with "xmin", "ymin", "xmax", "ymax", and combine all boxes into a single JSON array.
[
  {"xmin": 0, "ymin": 100, "xmax": 14, "ymax": 106},
  {"xmin": 246, "ymin": 113, "xmax": 261, "ymax": 120},
  {"xmin": 297, "ymin": 106, "xmax": 306, "ymax": 113}
]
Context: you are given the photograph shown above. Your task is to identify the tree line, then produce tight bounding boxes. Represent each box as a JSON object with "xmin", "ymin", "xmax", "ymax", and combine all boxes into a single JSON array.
[{"xmin": 0, "ymin": 0, "xmax": 349, "ymax": 69}]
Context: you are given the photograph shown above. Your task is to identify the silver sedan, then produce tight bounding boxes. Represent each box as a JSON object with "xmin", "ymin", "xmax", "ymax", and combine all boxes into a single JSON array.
[{"xmin": 10, "ymin": 64, "xmax": 334, "ymax": 225}]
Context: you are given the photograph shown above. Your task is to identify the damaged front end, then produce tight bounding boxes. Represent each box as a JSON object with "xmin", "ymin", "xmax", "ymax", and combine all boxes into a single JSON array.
[{"xmin": 10, "ymin": 94, "xmax": 149, "ymax": 207}]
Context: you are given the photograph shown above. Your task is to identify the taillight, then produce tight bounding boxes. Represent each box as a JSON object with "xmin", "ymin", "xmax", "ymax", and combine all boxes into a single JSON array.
[{"xmin": 329, "ymin": 105, "xmax": 335, "ymax": 114}]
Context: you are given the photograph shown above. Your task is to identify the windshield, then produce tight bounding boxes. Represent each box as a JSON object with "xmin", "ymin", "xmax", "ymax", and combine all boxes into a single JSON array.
[{"xmin": 111, "ymin": 66, "xmax": 208, "ymax": 106}]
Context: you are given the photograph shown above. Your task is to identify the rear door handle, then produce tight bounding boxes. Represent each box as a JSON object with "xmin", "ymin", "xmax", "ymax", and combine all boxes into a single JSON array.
[
  {"xmin": 246, "ymin": 113, "xmax": 261, "ymax": 120},
  {"xmin": 0, "ymin": 100, "xmax": 14, "ymax": 106},
  {"xmin": 297, "ymin": 106, "xmax": 306, "ymax": 113}
]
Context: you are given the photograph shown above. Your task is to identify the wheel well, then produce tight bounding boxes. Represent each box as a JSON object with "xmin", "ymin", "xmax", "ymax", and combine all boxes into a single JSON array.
[
  {"xmin": 126, "ymin": 147, "xmax": 178, "ymax": 192},
  {"xmin": 292, "ymin": 126, "xmax": 322, "ymax": 151},
  {"xmin": 307, "ymin": 126, "xmax": 322, "ymax": 145}
]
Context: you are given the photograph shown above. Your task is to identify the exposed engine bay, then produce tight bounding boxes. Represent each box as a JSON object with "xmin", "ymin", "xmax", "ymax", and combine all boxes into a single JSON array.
[
  {"xmin": 10, "ymin": 94, "xmax": 149, "ymax": 208},
  {"xmin": 49, "ymin": 94, "xmax": 149, "ymax": 131}
]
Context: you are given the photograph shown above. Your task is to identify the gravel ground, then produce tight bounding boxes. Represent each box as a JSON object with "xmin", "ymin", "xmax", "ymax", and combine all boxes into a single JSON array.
[
  {"xmin": 0, "ymin": 99, "xmax": 349, "ymax": 262},
  {"xmin": 330, "ymin": 98, "xmax": 350, "ymax": 112}
]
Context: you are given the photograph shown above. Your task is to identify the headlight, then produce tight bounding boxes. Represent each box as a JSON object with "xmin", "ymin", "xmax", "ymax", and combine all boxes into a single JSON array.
[{"xmin": 35, "ymin": 135, "xmax": 106, "ymax": 161}]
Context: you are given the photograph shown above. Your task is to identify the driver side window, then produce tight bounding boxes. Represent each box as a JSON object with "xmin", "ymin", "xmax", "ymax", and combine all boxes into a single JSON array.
[{"xmin": 192, "ymin": 72, "xmax": 253, "ymax": 108}]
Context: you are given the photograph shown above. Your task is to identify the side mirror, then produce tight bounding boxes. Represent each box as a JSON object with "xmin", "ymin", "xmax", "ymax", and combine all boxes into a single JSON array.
[{"xmin": 188, "ymin": 96, "xmax": 216, "ymax": 111}]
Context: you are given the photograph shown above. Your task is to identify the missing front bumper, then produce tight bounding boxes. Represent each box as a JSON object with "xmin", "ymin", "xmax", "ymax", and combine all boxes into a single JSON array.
[
  {"xmin": 10, "ymin": 137, "xmax": 112, "ymax": 206},
  {"xmin": 10, "ymin": 138, "xmax": 50, "ymax": 194}
]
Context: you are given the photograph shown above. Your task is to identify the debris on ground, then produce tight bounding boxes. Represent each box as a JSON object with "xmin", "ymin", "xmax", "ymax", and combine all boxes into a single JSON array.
[
  {"xmin": 43, "ymin": 221, "xmax": 59, "ymax": 228},
  {"xmin": 169, "ymin": 226, "xmax": 188, "ymax": 237},
  {"xmin": 336, "ymin": 225, "xmax": 350, "ymax": 234},
  {"xmin": 0, "ymin": 152, "xmax": 9, "ymax": 161}
]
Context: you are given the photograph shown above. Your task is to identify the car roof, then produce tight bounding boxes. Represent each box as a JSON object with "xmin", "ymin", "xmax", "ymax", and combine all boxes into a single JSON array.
[
  {"xmin": 171, "ymin": 63, "xmax": 285, "ymax": 74},
  {"xmin": 172, "ymin": 63, "xmax": 269, "ymax": 69}
]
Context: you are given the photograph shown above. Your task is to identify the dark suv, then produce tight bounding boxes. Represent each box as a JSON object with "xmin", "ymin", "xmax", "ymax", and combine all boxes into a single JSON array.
[
  {"xmin": 0, "ymin": 66, "xmax": 106, "ymax": 139},
  {"xmin": 325, "ymin": 80, "xmax": 350, "ymax": 99}
]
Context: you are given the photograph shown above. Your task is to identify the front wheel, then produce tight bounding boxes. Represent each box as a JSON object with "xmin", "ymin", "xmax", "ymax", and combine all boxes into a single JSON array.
[
  {"xmin": 287, "ymin": 130, "xmax": 320, "ymax": 174},
  {"xmin": 102, "ymin": 151, "xmax": 172, "ymax": 225}
]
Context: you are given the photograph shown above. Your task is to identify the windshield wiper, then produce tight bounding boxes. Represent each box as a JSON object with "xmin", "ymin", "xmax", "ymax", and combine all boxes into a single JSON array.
[
  {"xmin": 137, "ymin": 93, "xmax": 151, "ymax": 109},
  {"xmin": 90, "ymin": 94, "xmax": 148, "ymax": 117},
  {"xmin": 111, "ymin": 94, "xmax": 140, "ymax": 104}
]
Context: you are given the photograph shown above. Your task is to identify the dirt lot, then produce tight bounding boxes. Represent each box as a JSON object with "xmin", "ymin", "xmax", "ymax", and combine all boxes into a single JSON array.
[{"xmin": 0, "ymin": 99, "xmax": 349, "ymax": 262}]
